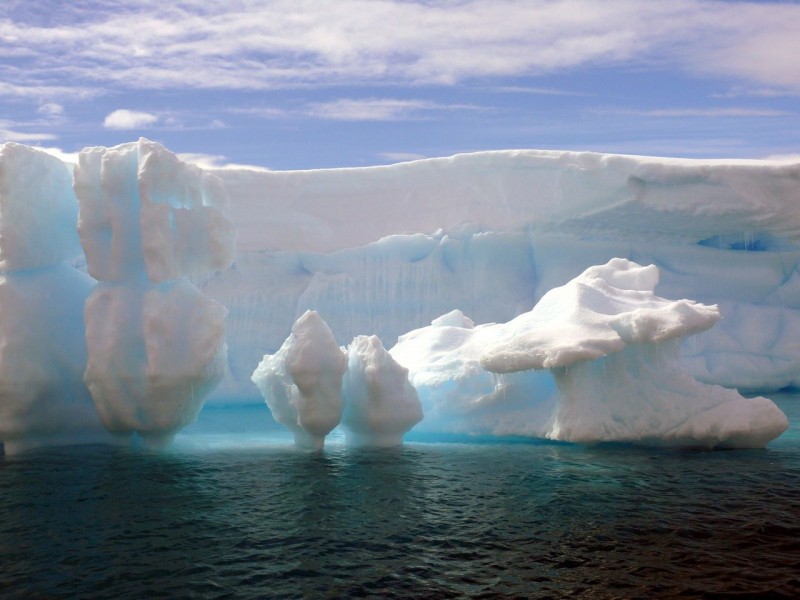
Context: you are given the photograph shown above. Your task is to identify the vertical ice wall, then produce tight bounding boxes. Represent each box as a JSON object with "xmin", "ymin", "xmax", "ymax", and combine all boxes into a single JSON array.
[
  {"xmin": 74, "ymin": 139, "xmax": 236, "ymax": 447},
  {"xmin": 0, "ymin": 143, "xmax": 109, "ymax": 453}
]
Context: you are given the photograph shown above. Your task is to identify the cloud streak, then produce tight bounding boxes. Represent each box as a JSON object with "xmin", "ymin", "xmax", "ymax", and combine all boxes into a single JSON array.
[
  {"xmin": 304, "ymin": 98, "xmax": 481, "ymax": 121},
  {"xmin": 598, "ymin": 107, "xmax": 792, "ymax": 118},
  {"xmin": 1, "ymin": 0, "xmax": 799, "ymax": 99}
]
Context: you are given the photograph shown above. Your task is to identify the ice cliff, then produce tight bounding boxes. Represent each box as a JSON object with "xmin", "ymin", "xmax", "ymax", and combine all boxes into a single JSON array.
[{"xmin": 205, "ymin": 150, "xmax": 800, "ymax": 401}]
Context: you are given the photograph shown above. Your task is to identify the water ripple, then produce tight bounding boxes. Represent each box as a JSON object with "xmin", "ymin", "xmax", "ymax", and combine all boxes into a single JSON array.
[{"xmin": 2, "ymin": 407, "xmax": 800, "ymax": 599}]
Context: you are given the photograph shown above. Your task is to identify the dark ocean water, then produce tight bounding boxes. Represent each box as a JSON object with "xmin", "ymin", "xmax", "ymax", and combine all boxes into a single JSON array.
[{"xmin": 2, "ymin": 396, "xmax": 799, "ymax": 599}]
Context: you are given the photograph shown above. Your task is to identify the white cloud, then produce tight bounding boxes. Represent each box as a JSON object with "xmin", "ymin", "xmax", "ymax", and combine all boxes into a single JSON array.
[
  {"xmin": 0, "ymin": 120, "xmax": 57, "ymax": 142},
  {"xmin": 177, "ymin": 152, "xmax": 271, "ymax": 171},
  {"xmin": 305, "ymin": 98, "xmax": 480, "ymax": 121},
  {"xmin": 2, "ymin": 1, "xmax": 799, "ymax": 95},
  {"xmin": 103, "ymin": 109, "xmax": 159, "ymax": 129},
  {"xmin": 37, "ymin": 102, "xmax": 64, "ymax": 117}
]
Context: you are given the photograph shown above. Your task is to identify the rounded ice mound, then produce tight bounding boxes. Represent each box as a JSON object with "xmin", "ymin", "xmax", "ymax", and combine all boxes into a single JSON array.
[
  {"xmin": 389, "ymin": 311, "xmax": 556, "ymax": 436},
  {"xmin": 479, "ymin": 258, "xmax": 788, "ymax": 448},
  {"xmin": 251, "ymin": 310, "xmax": 347, "ymax": 449},
  {"xmin": 84, "ymin": 280, "xmax": 228, "ymax": 448},
  {"xmin": 480, "ymin": 258, "xmax": 720, "ymax": 373},
  {"xmin": 342, "ymin": 335, "xmax": 423, "ymax": 447},
  {"xmin": 74, "ymin": 138, "xmax": 236, "ymax": 283},
  {"xmin": 0, "ymin": 142, "xmax": 82, "ymax": 271}
]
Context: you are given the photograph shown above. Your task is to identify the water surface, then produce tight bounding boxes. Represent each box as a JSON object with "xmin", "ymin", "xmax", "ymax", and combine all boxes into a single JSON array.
[{"xmin": 1, "ymin": 396, "xmax": 799, "ymax": 598}]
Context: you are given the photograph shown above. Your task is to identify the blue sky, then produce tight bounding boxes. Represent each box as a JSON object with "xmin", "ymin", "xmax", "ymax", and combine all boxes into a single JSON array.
[{"xmin": 1, "ymin": 0, "xmax": 799, "ymax": 170}]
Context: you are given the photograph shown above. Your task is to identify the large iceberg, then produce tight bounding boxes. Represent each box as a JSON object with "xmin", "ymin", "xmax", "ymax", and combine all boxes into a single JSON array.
[{"xmin": 0, "ymin": 142, "xmax": 797, "ymax": 451}]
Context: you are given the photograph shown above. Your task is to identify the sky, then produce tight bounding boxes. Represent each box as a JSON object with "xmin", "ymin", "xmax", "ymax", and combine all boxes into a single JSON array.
[{"xmin": 1, "ymin": 0, "xmax": 799, "ymax": 170}]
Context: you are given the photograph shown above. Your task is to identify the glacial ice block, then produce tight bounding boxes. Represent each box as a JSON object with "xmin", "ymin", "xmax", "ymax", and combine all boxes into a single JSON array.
[
  {"xmin": 0, "ymin": 265, "xmax": 113, "ymax": 453},
  {"xmin": 0, "ymin": 143, "xmax": 82, "ymax": 271},
  {"xmin": 251, "ymin": 311, "xmax": 347, "ymax": 449},
  {"xmin": 389, "ymin": 310, "xmax": 557, "ymax": 436},
  {"xmin": 73, "ymin": 139, "xmax": 237, "ymax": 448},
  {"xmin": 342, "ymin": 335, "xmax": 423, "ymax": 447},
  {"xmin": 480, "ymin": 258, "xmax": 721, "ymax": 373},
  {"xmin": 479, "ymin": 258, "xmax": 788, "ymax": 448},
  {"xmin": 74, "ymin": 138, "xmax": 236, "ymax": 283},
  {"xmin": 83, "ymin": 280, "xmax": 228, "ymax": 447}
]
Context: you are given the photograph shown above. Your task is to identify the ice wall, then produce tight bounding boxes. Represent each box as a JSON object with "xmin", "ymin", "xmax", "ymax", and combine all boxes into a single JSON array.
[
  {"xmin": 206, "ymin": 151, "xmax": 800, "ymax": 401},
  {"xmin": 0, "ymin": 143, "xmax": 111, "ymax": 453}
]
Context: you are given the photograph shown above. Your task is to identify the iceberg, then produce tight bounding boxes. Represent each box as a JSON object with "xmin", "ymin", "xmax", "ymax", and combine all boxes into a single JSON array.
[
  {"xmin": 252, "ymin": 310, "xmax": 347, "ymax": 449},
  {"xmin": 391, "ymin": 260, "xmax": 787, "ymax": 447},
  {"xmin": 0, "ymin": 142, "xmax": 796, "ymax": 451},
  {"xmin": 478, "ymin": 259, "xmax": 788, "ymax": 447},
  {"xmin": 74, "ymin": 139, "xmax": 235, "ymax": 447},
  {"xmin": 342, "ymin": 335, "xmax": 423, "ymax": 447}
]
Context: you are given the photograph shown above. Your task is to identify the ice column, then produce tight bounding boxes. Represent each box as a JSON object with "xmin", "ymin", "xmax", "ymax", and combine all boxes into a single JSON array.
[
  {"xmin": 0, "ymin": 143, "xmax": 109, "ymax": 453},
  {"xmin": 342, "ymin": 335, "xmax": 423, "ymax": 447},
  {"xmin": 252, "ymin": 310, "xmax": 347, "ymax": 449},
  {"xmin": 74, "ymin": 139, "xmax": 236, "ymax": 448}
]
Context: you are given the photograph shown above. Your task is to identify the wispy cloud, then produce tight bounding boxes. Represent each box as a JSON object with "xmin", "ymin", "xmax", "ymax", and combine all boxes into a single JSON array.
[
  {"xmin": 0, "ymin": 120, "xmax": 57, "ymax": 142},
  {"xmin": 596, "ymin": 107, "xmax": 792, "ymax": 118},
  {"xmin": 304, "ymin": 98, "xmax": 480, "ymax": 121},
  {"xmin": 2, "ymin": 1, "xmax": 799, "ymax": 98},
  {"xmin": 490, "ymin": 86, "xmax": 590, "ymax": 97},
  {"xmin": 103, "ymin": 109, "xmax": 159, "ymax": 129},
  {"xmin": 37, "ymin": 102, "xmax": 64, "ymax": 118},
  {"xmin": 177, "ymin": 152, "xmax": 271, "ymax": 171}
]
